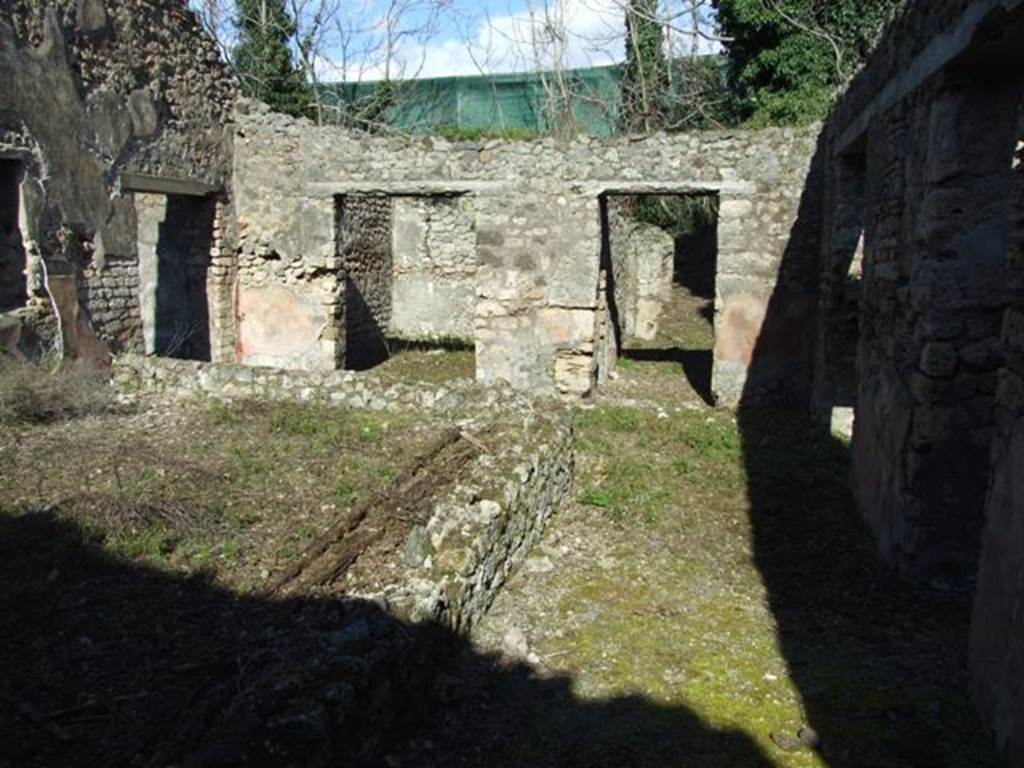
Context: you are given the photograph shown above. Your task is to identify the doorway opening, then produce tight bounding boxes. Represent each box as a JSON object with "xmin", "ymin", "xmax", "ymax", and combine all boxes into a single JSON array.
[
  {"xmin": 600, "ymin": 192, "xmax": 719, "ymax": 404},
  {"xmin": 817, "ymin": 149, "xmax": 866, "ymax": 438},
  {"xmin": 0, "ymin": 160, "xmax": 27, "ymax": 313},
  {"xmin": 139, "ymin": 193, "xmax": 214, "ymax": 361},
  {"xmin": 336, "ymin": 193, "xmax": 477, "ymax": 383}
]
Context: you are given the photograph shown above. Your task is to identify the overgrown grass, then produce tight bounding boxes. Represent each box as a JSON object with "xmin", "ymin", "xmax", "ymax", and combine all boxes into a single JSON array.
[
  {"xmin": 575, "ymin": 406, "xmax": 741, "ymax": 522},
  {"xmin": 531, "ymin": 404, "xmax": 997, "ymax": 766}
]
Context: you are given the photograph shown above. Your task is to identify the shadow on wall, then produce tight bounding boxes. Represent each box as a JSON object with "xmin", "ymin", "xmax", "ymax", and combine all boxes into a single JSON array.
[
  {"xmin": 0, "ymin": 509, "xmax": 774, "ymax": 767},
  {"xmin": 345, "ymin": 280, "xmax": 390, "ymax": 370},
  {"xmin": 154, "ymin": 196, "xmax": 214, "ymax": 362},
  {"xmin": 736, "ymin": 135, "xmax": 1000, "ymax": 766}
]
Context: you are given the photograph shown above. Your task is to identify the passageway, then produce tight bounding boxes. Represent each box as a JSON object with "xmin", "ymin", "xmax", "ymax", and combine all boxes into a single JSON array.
[
  {"xmin": 599, "ymin": 193, "xmax": 718, "ymax": 406},
  {"xmin": 138, "ymin": 193, "xmax": 214, "ymax": 361},
  {"xmin": 336, "ymin": 193, "xmax": 478, "ymax": 373}
]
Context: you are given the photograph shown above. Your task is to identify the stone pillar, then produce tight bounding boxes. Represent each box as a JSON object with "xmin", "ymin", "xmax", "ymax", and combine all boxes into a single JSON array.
[
  {"xmin": 473, "ymin": 194, "xmax": 602, "ymax": 395},
  {"xmin": 713, "ymin": 191, "xmax": 814, "ymax": 406}
]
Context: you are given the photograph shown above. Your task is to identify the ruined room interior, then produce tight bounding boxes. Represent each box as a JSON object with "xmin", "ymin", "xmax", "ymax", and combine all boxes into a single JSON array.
[{"xmin": 2, "ymin": 0, "xmax": 1024, "ymax": 765}]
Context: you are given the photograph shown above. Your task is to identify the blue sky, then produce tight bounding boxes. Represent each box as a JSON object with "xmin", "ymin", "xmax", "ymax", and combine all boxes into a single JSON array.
[{"xmin": 192, "ymin": 0, "xmax": 718, "ymax": 82}]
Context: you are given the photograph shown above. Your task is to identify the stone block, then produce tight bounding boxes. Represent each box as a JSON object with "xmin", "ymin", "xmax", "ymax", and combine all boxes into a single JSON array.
[
  {"xmin": 959, "ymin": 337, "xmax": 1003, "ymax": 371},
  {"xmin": 919, "ymin": 342, "xmax": 957, "ymax": 377}
]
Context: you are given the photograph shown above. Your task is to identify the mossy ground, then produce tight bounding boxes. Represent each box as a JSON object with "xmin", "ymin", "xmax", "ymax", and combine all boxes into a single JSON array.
[{"xmin": 392, "ymin": 405, "xmax": 997, "ymax": 767}]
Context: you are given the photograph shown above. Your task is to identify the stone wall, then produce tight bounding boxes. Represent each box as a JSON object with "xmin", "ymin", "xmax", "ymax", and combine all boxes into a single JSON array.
[
  {"xmin": 391, "ymin": 195, "xmax": 477, "ymax": 342},
  {"xmin": 971, "ymin": 101, "xmax": 1024, "ymax": 767},
  {"xmin": 0, "ymin": 0, "xmax": 234, "ymax": 362},
  {"xmin": 606, "ymin": 198, "xmax": 674, "ymax": 343},
  {"xmin": 816, "ymin": 0, "xmax": 1024, "ymax": 759},
  {"xmin": 233, "ymin": 101, "xmax": 820, "ymax": 403},
  {"xmin": 845, "ymin": 70, "xmax": 1018, "ymax": 584},
  {"xmin": 112, "ymin": 353, "xmax": 531, "ymax": 414}
]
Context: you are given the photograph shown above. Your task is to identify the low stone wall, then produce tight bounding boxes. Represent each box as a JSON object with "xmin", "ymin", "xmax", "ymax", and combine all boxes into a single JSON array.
[
  {"xmin": 112, "ymin": 353, "xmax": 532, "ymax": 414},
  {"xmin": 348, "ymin": 409, "xmax": 574, "ymax": 632},
  {"xmin": 118, "ymin": 353, "xmax": 574, "ymax": 765}
]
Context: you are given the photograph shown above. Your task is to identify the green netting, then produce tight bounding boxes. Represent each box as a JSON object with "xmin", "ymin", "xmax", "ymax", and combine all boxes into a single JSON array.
[{"xmin": 321, "ymin": 64, "xmax": 625, "ymax": 137}]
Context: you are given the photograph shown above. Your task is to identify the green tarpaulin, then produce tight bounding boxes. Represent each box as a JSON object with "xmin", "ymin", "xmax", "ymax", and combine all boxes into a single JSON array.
[{"xmin": 321, "ymin": 64, "xmax": 625, "ymax": 137}]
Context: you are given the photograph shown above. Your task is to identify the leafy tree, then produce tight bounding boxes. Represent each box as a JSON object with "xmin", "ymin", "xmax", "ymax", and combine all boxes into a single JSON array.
[
  {"xmin": 233, "ymin": 0, "xmax": 313, "ymax": 118},
  {"xmin": 621, "ymin": 0, "xmax": 669, "ymax": 133},
  {"xmin": 712, "ymin": 0, "xmax": 901, "ymax": 126}
]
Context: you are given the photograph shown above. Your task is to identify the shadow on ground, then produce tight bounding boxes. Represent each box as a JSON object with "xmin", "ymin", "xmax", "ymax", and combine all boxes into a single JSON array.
[
  {"xmin": 736, "ymin": 136, "xmax": 997, "ymax": 767},
  {"xmin": 618, "ymin": 347, "xmax": 714, "ymax": 405},
  {"xmin": 0, "ymin": 509, "xmax": 773, "ymax": 767}
]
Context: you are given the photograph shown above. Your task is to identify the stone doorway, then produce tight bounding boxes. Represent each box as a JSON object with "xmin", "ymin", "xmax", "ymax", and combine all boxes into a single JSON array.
[
  {"xmin": 137, "ymin": 193, "xmax": 215, "ymax": 361},
  {"xmin": 336, "ymin": 193, "xmax": 477, "ymax": 377},
  {"xmin": 599, "ymin": 192, "xmax": 719, "ymax": 404}
]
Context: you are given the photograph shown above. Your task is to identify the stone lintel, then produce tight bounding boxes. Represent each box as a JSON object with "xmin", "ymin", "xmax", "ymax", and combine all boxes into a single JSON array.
[
  {"xmin": 121, "ymin": 173, "xmax": 219, "ymax": 197},
  {"xmin": 578, "ymin": 180, "xmax": 757, "ymax": 196},
  {"xmin": 308, "ymin": 181, "xmax": 508, "ymax": 197}
]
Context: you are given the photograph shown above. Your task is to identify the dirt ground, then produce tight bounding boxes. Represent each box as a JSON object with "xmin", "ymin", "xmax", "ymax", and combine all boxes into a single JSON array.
[{"xmin": 0, "ymin": 358, "xmax": 999, "ymax": 768}]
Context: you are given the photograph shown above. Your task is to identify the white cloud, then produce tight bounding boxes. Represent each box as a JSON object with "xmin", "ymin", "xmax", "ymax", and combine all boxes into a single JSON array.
[
  {"xmin": 313, "ymin": 0, "xmax": 720, "ymax": 82},
  {"xmin": 317, "ymin": 0, "xmax": 625, "ymax": 82}
]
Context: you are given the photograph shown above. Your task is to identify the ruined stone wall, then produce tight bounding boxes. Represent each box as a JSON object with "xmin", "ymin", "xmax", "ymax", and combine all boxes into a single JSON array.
[
  {"xmin": 390, "ymin": 196, "xmax": 477, "ymax": 342},
  {"xmin": 971, "ymin": 100, "xmax": 1024, "ymax": 768},
  {"xmin": 233, "ymin": 101, "xmax": 820, "ymax": 402},
  {"xmin": 0, "ymin": 0, "xmax": 234, "ymax": 361},
  {"xmin": 606, "ymin": 198, "xmax": 674, "ymax": 343},
  {"xmin": 819, "ymin": 0, "xmax": 1024, "ymax": 758}
]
